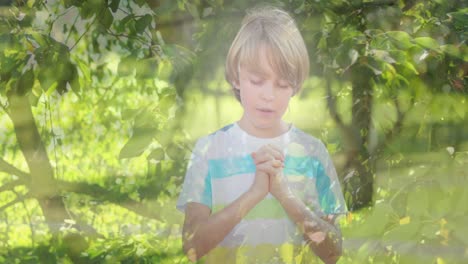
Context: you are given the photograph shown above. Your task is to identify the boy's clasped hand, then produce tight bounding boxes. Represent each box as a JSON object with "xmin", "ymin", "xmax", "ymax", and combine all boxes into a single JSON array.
[{"xmin": 250, "ymin": 144, "xmax": 292, "ymax": 200}]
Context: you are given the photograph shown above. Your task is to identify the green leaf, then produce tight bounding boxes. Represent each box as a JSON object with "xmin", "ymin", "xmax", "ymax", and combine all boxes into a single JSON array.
[
  {"xmin": 413, "ymin": 37, "xmax": 440, "ymax": 51},
  {"xmin": 55, "ymin": 61, "xmax": 76, "ymax": 96},
  {"xmin": 155, "ymin": 129, "xmax": 173, "ymax": 147},
  {"xmin": 371, "ymin": 50, "xmax": 396, "ymax": 64},
  {"xmin": 0, "ymin": 53, "xmax": 22, "ymax": 75},
  {"xmin": 394, "ymin": 74, "xmax": 409, "ymax": 87},
  {"xmin": 448, "ymin": 10, "xmax": 468, "ymax": 32},
  {"xmin": 118, "ymin": 55, "xmax": 137, "ymax": 76},
  {"xmin": 406, "ymin": 186, "xmax": 428, "ymax": 218},
  {"xmin": 37, "ymin": 67, "xmax": 56, "ymax": 91},
  {"xmin": 387, "ymin": 50, "xmax": 406, "ymax": 64},
  {"xmin": 120, "ymin": 14, "xmax": 134, "ymax": 26},
  {"xmin": 165, "ymin": 143, "xmax": 182, "ymax": 160},
  {"xmin": 31, "ymin": 77, "xmax": 42, "ymax": 97},
  {"xmin": 109, "ymin": 0, "xmax": 120, "ymax": 12},
  {"xmin": 354, "ymin": 240, "xmax": 380, "ymax": 263},
  {"xmin": 15, "ymin": 69, "xmax": 34, "ymax": 96},
  {"xmin": 148, "ymin": 148, "xmax": 165, "ymax": 162},
  {"xmin": 135, "ymin": 0, "xmax": 146, "ymax": 7},
  {"xmin": 28, "ymin": 32, "xmax": 47, "ymax": 47},
  {"xmin": 359, "ymin": 204, "xmax": 396, "ymax": 237},
  {"xmin": 5, "ymin": 78, "xmax": 17, "ymax": 95},
  {"xmin": 76, "ymin": 58, "xmax": 91, "ymax": 82},
  {"xmin": 100, "ymin": 8, "xmax": 114, "ymax": 30},
  {"xmin": 402, "ymin": 61, "xmax": 419, "ymax": 75},
  {"xmin": 159, "ymin": 92, "xmax": 176, "ymax": 114},
  {"xmin": 454, "ymin": 188, "xmax": 468, "ymax": 216},
  {"xmin": 157, "ymin": 60, "xmax": 173, "ymax": 81},
  {"xmin": 119, "ymin": 132, "xmax": 154, "ymax": 159},
  {"xmin": 63, "ymin": 0, "xmax": 74, "ymax": 8},
  {"xmin": 68, "ymin": 67, "xmax": 80, "ymax": 96},
  {"xmin": 45, "ymin": 82, "xmax": 59, "ymax": 96},
  {"xmin": 386, "ymin": 31, "xmax": 413, "ymax": 49},
  {"xmin": 28, "ymin": 92, "xmax": 40, "ymax": 107},
  {"xmin": 186, "ymin": 3, "xmax": 199, "ymax": 19},
  {"xmin": 121, "ymin": 108, "xmax": 141, "ymax": 120},
  {"xmin": 420, "ymin": 222, "xmax": 439, "ymax": 240},
  {"xmin": 202, "ymin": 7, "xmax": 213, "ymax": 18},
  {"xmin": 440, "ymin": 44, "xmax": 461, "ymax": 59},
  {"xmin": 136, "ymin": 58, "xmax": 158, "ymax": 79},
  {"xmin": 79, "ymin": 2, "xmax": 95, "ymax": 19},
  {"xmin": 382, "ymin": 219, "xmax": 421, "ymax": 246},
  {"xmin": 135, "ymin": 14, "xmax": 152, "ymax": 34},
  {"xmin": 61, "ymin": 61, "xmax": 74, "ymax": 81},
  {"xmin": 134, "ymin": 108, "xmax": 157, "ymax": 129},
  {"xmin": 428, "ymin": 187, "xmax": 451, "ymax": 219},
  {"xmin": 449, "ymin": 216, "xmax": 468, "ymax": 245},
  {"xmin": 364, "ymin": 56, "xmax": 384, "ymax": 75}
]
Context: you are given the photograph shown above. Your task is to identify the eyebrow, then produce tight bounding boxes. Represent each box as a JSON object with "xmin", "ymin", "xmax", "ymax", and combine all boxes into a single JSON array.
[
  {"xmin": 245, "ymin": 68, "xmax": 269, "ymax": 78},
  {"xmin": 246, "ymin": 69, "xmax": 289, "ymax": 84}
]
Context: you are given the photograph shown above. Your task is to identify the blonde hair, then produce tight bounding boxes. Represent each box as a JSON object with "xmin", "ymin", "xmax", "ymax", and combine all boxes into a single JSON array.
[{"xmin": 225, "ymin": 6, "xmax": 310, "ymax": 102}]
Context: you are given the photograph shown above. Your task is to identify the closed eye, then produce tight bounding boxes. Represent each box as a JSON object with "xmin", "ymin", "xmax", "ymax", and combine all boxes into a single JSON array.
[{"xmin": 250, "ymin": 79, "xmax": 264, "ymax": 86}]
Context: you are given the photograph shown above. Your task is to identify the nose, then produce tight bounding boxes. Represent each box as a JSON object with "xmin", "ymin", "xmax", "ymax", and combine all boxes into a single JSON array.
[{"xmin": 260, "ymin": 83, "xmax": 275, "ymax": 101}]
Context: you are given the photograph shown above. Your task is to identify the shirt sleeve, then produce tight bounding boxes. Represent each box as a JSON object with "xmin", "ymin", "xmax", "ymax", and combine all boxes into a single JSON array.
[
  {"xmin": 314, "ymin": 141, "xmax": 348, "ymax": 215},
  {"xmin": 176, "ymin": 137, "xmax": 212, "ymax": 212}
]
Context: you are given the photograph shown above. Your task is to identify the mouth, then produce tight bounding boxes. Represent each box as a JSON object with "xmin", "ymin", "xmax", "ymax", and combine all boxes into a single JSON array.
[{"xmin": 257, "ymin": 108, "xmax": 275, "ymax": 113}]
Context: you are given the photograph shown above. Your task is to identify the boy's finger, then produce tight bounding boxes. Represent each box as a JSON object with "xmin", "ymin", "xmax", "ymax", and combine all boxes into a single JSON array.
[
  {"xmin": 260, "ymin": 166, "xmax": 279, "ymax": 177},
  {"xmin": 271, "ymin": 159, "xmax": 283, "ymax": 168},
  {"xmin": 257, "ymin": 161, "xmax": 283, "ymax": 176},
  {"xmin": 265, "ymin": 144, "xmax": 285, "ymax": 161},
  {"xmin": 252, "ymin": 151, "xmax": 275, "ymax": 164},
  {"xmin": 251, "ymin": 152, "xmax": 263, "ymax": 164},
  {"xmin": 255, "ymin": 148, "xmax": 282, "ymax": 163}
]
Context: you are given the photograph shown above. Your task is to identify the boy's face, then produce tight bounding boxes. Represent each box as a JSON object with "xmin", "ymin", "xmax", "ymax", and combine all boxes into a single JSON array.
[{"xmin": 235, "ymin": 46, "xmax": 294, "ymax": 133}]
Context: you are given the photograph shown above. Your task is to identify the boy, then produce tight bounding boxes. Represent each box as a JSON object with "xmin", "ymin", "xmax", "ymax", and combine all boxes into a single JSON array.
[{"xmin": 177, "ymin": 6, "xmax": 347, "ymax": 264}]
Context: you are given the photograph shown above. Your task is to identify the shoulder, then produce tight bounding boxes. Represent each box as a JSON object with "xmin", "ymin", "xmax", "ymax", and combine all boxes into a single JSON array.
[
  {"xmin": 290, "ymin": 126, "xmax": 329, "ymax": 155},
  {"xmin": 209, "ymin": 123, "xmax": 236, "ymax": 136},
  {"xmin": 191, "ymin": 123, "xmax": 236, "ymax": 156}
]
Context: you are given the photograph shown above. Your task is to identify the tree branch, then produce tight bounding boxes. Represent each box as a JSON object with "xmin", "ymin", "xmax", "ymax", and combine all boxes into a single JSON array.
[
  {"xmin": 69, "ymin": 11, "xmax": 99, "ymax": 51},
  {"xmin": 385, "ymin": 97, "xmax": 405, "ymax": 140},
  {"xmin": 0, "ymin": 192, "xmax": 32, "ymax": 212},
  {"xmin": 331, "ymin": 0, "xmax": 397, "ymax": 15},
  {"xmin": 57, "ymin": 180, "xmax": 162, "ymax": 221},
  {"xmin": 152, "ymin": 0, "xmax": 396, "ymax": 30},
  {"xmin": 0, "ymin": 157, "xmax": 30, "ymax": 181},
  {"xmin": 375, "ymin": 96, "xmax": 407, "ymax": 153},
  {"xmin": 64, "ymin": 13, "xmax": 80, "ymax": 44},
  {"xmin": 325, "ymin": 78, "xmax": 349, "ymax": 133},
  {"xmin": 0, "ymin": 179, "xmax": 25, "ymax": 193}
]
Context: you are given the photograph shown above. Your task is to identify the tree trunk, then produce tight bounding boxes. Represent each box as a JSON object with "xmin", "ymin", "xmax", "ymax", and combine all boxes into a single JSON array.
[
  {"xmin": 7, "ymin": 94, "xmax": 88, "ymax": 262},
  {"xmin": 345, "ymin": 65, "xmax": 375, "ymax": 210}
]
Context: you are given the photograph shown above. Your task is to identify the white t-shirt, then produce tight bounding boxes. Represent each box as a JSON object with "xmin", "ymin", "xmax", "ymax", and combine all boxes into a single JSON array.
[{"xmin": 177, "ymin": 122, "xmax": 347, "ymax": 263}]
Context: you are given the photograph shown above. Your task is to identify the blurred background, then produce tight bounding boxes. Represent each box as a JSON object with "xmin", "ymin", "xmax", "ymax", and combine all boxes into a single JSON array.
[{"xmin": 0, "ymin": 0, "xmax": 466, "ymax": 263}]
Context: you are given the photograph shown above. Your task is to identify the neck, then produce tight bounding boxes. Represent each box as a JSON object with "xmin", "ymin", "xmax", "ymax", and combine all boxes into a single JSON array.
[{"xmin": 237, "ymin": 115, "xmax": 289, "ymax": 138}]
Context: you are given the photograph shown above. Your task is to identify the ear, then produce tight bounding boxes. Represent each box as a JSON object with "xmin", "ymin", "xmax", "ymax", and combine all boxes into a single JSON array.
[
  {"xmin": 291, "ymin": 87, "xmax": 298, "ymax": 97},
  {"xmin": 233, "ymin": 80, "xmax": 240, "ymax": 90}
]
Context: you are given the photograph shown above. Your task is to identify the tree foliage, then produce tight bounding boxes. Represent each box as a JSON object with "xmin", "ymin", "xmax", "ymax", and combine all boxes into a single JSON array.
[
  {"xmin": 0, "ymin": 0, "xmax": 466, "ymax": 263},
  {"xmin": 0, "ymin": 0, "xmax": 193, "ymax": 262}
]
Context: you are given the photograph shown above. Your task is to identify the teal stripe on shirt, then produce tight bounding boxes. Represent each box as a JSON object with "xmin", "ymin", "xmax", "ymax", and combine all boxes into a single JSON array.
[
  {"xmin": 201, "ymin": 169, "xmax": 212, "ymax": 208},
  {"xmin": 207, "ymin": 155, "xmax": 338, "ymax": 214},
  {"xmin": 208, "ymin": 155, "xmax": 256, "ymax": 179},
  {"xmin": 208, "ymin": 155, "xmax": 320, "ymax": 179},
  {"xmin": 285, "ymin": 156, "xmax": 337, "ymax": 214}
]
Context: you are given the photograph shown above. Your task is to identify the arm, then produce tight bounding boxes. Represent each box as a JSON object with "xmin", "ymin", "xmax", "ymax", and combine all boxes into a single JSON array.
[
  {"xmin": 253, "ymin": 144, "xmax": 342, "ymax": 263},
  {"xmin": 182, "ymin": 172, "xmax": 268, "ymax": 262},
  {"xmin": 275, "ymin": 190, "xmax": 342, "ymax": 264}
]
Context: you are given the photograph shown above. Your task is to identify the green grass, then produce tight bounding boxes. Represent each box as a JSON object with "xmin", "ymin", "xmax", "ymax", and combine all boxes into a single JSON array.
[{"xmin": 1, "ymin": 86, "xmax": 467, "ymax": 263}]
